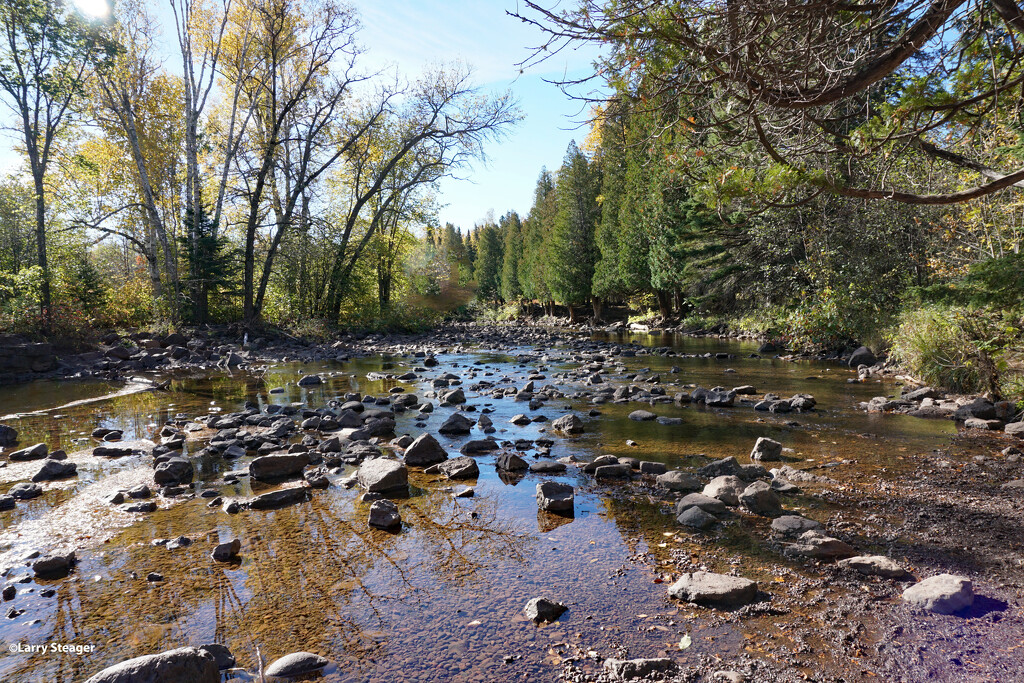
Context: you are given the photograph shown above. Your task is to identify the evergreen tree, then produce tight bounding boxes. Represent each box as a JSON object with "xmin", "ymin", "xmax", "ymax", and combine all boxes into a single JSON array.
[
  {"xmin": 474, "ymin": 222, "xmax": 503, "ymax": 302},
  {"xmin": 499, "ymin": 211, "xmax": 523, "ymax": 302},
  {"xmin": 520, "ymin": 168, "xmax": 557, "ymax": 310},
  {"xmin": 179, "ymin": 205, "xmax": 238, "ymax": 323},
  {"xmin": 548, "ymin": 141, "xmax": 600, "ymax": 320},
  {"xmin": 592, "ymin": 104, "xmax": 628, "ymax": 315}
]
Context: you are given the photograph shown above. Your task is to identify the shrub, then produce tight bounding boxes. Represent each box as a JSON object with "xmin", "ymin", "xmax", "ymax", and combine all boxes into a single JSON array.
[{"xmin": 888, "ymin": 305, "xmax": 1023, "ymax": 396}]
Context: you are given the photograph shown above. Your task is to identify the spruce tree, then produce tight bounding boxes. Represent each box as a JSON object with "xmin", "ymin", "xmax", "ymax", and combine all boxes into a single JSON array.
[
  {"xmin": 499, "ymin": 211, "xmax": 523, "ymax": 302},
  {"xmin": 548, "ymin": 141, "xmax": 600, "ymax": 321}
]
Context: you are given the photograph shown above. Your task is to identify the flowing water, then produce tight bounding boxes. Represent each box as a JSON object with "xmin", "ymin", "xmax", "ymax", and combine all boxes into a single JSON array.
[{"xmin": 0, "ymin": 333, "xmax": 956, "ymax": 682}]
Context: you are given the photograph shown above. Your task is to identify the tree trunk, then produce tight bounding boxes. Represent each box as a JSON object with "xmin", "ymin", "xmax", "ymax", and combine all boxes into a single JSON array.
[
  {"xmin": 568, "ymin": 304, "xmax": 576, "ymax": 323},
  {"xmin": 32, "ymin": 173, "xmax": 50, "ymax": 318},
  {"xmin": 592, "ymin": 296, "xmax": 602, "ymax": 322},
  {"xmin": 657, "ymin": 290, "xmax": 671, "ymax": 318}
]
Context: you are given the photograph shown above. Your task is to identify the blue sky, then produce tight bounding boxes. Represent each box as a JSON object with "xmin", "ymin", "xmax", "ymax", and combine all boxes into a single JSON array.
[
  {"xmin": 0, "ymin": 0, "xmax": 602, "ymax": 231},
  {"xmin": 349, "ymin": 0, "xmax": 603, "ymax": 229}
]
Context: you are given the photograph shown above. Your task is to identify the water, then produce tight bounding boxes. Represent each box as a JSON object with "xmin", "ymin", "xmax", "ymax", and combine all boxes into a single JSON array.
[{"xmin": 0, "ymin": 333, "xmax": 955, "ymax": 682}]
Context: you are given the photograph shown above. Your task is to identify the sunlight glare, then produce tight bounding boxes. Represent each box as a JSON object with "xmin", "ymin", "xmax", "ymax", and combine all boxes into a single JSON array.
[{"xmin": 72, "ymin": 0, "xmax": 110, "ymax": 19}]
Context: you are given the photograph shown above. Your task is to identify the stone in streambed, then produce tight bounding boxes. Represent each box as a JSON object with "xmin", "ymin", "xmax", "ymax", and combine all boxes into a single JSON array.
[
  {"xmin": 750, "ymin": 437, "xmax": 783, "ymax": 462},
  {"xmin": 677, "ymin": 505, "xmax": 718, "ymax": 529},
  {"xmin": 667, "ymin": 571, "xmax": 757, "ymax": 606},
  {"xmin": 902, "ymin": 574, "xmax": 973, "ymax": 614},
  {"xmin": 263, "ymin": 651, "xmax": 330, "ymax": 678},
  {"xmin": 9, "ymin": 443, "xmax": 47, "ymax": 461},
  {"xmin": 496, "ymin": 452, "xmax": 528, "ymax": 471},
  {"xmin": 628, "ymin": 410, "xmax": 657, "ymax": 421},
  {"xmin": 551, "ymin": 414, "xmax": 584, "ymax": 434},
  {"xmin": 656, "ymin": 470, "xmax": 702, "ymax": 492},
  {"xmin": 8, "ymin": 482, "xmax": 42, "ymax": 500},
  {"xmin": 738, "ymin": 480, "xmax": 783, "ymax": 517},
  {"xmin": 837, "ymin": 555, "xmax": 910, "ymax": 579},
  {"xmin": 425, "ymin": 456, "xmax": 479, "ymax": 480},
  {"xmin": 357, "ymin": 458, "xmax": 408, "ymax": 492},
  {"xmin": 33, "ymin": 551, "xmax": 76, "ymax": 578},
  {"xmin": 403, "ymin": 433, "xmax": 448, "ymax": 466},
  {"xmin": 703, "ymin": 475, "xmax": 745, "ymax": 506},
  {"xmin": 248, "ymin": 486, "xmax": 309, "ymax": 509},
  {"xmin": 536, "ymin": 481, "xmax": 574, "ymax": 513},
  {"xmin": 84, "ymin": 646, "xmax": 219, "ymax": 683},
  {"xmin": 211, "ymin": 539, "xmax": 240, "ymax": 562},
  {"xmin": 770, "ymin": 515, "xmax": 822, "ymax": 538},
  {"xmin": 438, "ymin": 413, "xmax": 474, "ymax": 435},
  {"xmin": 604, "ymin": 658, "xmax": 677, "ymax": 681},
  {"xmin": 32, "ymin": 459, "xmax": 77, "ymax": 481},
  {"xmin": 524, "ymin": 597, "xmax": 567, "ymax": 623},
  {"xmin": 368, "ymin": 499, "xmax": 402, "ymax": 529},
  {"xmin": 249, "ymin": 452, "xmax": 309, "ymax": 480}
]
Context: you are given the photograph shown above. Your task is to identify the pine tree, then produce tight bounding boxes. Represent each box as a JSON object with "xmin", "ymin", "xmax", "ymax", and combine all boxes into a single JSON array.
[
  {"xmin": 591, "ymin": 105, "xmax": 628, "ymax": 317},
  {"xmin": 499, "ymin": 211, "xmax": 523, "ymax": 302},
  {"xmin": 179, "ymin": 205, "xmax": 238, "ymax": 323},
  {"xmin": 548, "ymin": 141, "xmax": 600, "ymax": 321},
  {"xmin": 474, "ymin": 222, "xmax": 503, "ymax": 302},
  {"xmin": 520, "ymin": 169, "xmax": 557, "ymax": 311}
]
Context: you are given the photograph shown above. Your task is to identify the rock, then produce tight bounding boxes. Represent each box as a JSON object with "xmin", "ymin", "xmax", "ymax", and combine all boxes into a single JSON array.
[
  {"xmin": 738, "ymin": 480, "xmax": 783, "ymax": 517},
  {"xmin": 496, "ymin": 452, "xmax": 528, "ymax": 471},
  {"xmin": 537, "ymin": 481, "xmax": 574, "ymax": 513},
  {"xmin": 964, "ymin": 417, "xmax": 1002, "ymax": 430},
  {"xmin": 368, "ymin": 499, "xmax": 402, "ymax": 529},
  {"xmin": 582, "ymin": 454, "xmax": 618, "ymax": 473},
  {"xmin": 595, "ymin": 463, "xmax": 631, "ymax": 479},
  {"xmin": 786, "ymin": 530, "xmax": 856, "ymax": 559},
  {"xmin": 703, "ymin": 475, "xmax": 746, "ymax": 506},
  {"xmin": 426, "ymin": 455, "xmax": 479, "ymax": 480},
  {"xmin": 749, "ymin": 437, "xmax": 783, "ymax": 462},
  {"xmin": 628, "ymin": 410, "xmax": 657, "ymax": 421},
  {"xmin": 154, "ymin": 458, "xmax": 193, "ymax": 486},
  {"xmin": 460, "ymin": 439, "xmax": 498, "ymax": 455},
  {"xmin": 510, "ymin": 414, "xmax": 532, "ymax": 426},
  {"xmin": 902, "ymin": 574, "xmax": 973, "ymax": 614},
  {"xmin": 954, "ymin": 397, "xmax": 997, "ymax": 421},
  {"xmin": 0, "ymin": 495, "xmax": 14, "ymax": 510},
  {"xmin": 667, "ymin": 571, "xmax": 757, "ymax": 606},
  {"xmin": 697, "ymin": 456, "xmax": 746, "ymax": 479},
  {"xmin": 848, "ymin": 346, "xmax": 876, "ymax": 367},
  {"xmin": 702, "ymin": 388, "xmax": 736, "ymax": 407},
  {"xmin": 0, "ymin": 424, "xmax": 16, "ymax": 447},
  {"xmin": 604, "ymin": 658, "xmax": 676, "ymax": 681},
  {"xmin": 529, "ymin": 460, "xmax": 566, "ymax": 473},
  {"xmin": 8, "ymin": 482, "xmax": 42, "ymax": 500},
  {"xmin": 249, "ymin": 453, "xmax": 309, "ymax": 480},
  {"xmin": 404, "ymin": 433, "xmax": 448, "ymax": 466},
  {"xmin": 248, "ymin": 486, "xmax": 309, "ymax": 509},
  {"xmin": 639, "ymin": 460, "xmax": 667, "ymax": 475},
  {"xmin": 438, "ymin": 413, "xmax": 474, "ymax": 435},
  {"xmin": 713, "ymin": 672, "xmax": 745, "ymax": 683},
  {"xmin": 9, "ymin": 442, "xmax": 47, "ymax": 461},
  {"xmin": 93, "ymin": 445, "xmax": 134, "ymax": 457},
  {"xmin": 677, "ymin": 492, "xmax": 728, "ymax": 515},
  {"xmin": 677, "ymin": 505, "xmax": 718, "ymax": 529},
  {"xmin": 32, "ymin": 459, "xmax": 77, "ymax": 481},
  {"xmin": 357, "ymin": 458, "xmax": 408, "ymax": 492},
  {"xmin": 656, "ymin": 470, "xmax": 702, "ymax": 492},
  {"xmin": 263, "ymin": 651, "xmax": 330, "ymax": 678},
  {"xmin": 523, "ymin": 597, "xmax": 567, "ymax": 623},
  {"xmin": 211, "ymin": 539, "xmax": 240, "ymax": 562},
  {"xmin": 84, "ymin": 646, "xmax": 219, "ymax": 683},
  {"xmin": 1005, "ymin": 421, "xmax": 1024, "ymax": 437},
  {"xmin": 439, "ymin": 387, "xmax": 466, "ymax": 404},
  {"xmin": 837, "ymin": 555, "xmax": 910, "ymax": 579},
  {"xmin": 33, "ymin": 551, "xmax": 76, "ymax": 577},
  {"xmin": 197, "ymin": 643, "xmax": 235, "ymax": 670},
  {"xmin": 770, "ymin": 515, "xmax": 823, "ymax": 538},
  {"xmin": 297, "ymin": 374, "xmax": 322, "ymax": 386},
  {"xmin": 551, "ymin": 414, "xmax": 584, "ymax": 434}
]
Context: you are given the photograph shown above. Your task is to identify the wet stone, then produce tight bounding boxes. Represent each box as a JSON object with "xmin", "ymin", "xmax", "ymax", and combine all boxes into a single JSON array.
[
  {"xmin": 677, "ymin": 505, "xmax": 718, "ymax": 529},
  {"xmin": 536, "ymin": 481, "xmax": 574, "ymax": 513},
  {"xmin": 368, "ymin": 499, "xmax": 402, "ymax": 529},
  {"xmin": 9, "ymin": 442, "xmax": 47, "ymax": 461},
  {"xmin": 84, "ymin": 646, "xmax": 219, "ymax": 683},
  {"xmin": 211, "ymin": 539, "xmax": 241, "ymax": 562},
  {"xmin": 496, "ymin": 452, "xmax": 528, "ymax": 471},
  {"xmin": 426, "ymin": 456, "xmax": 479, "ymax": 480},
  {"xmin": 263, "ymin": 651, "xmax": 330, "ymax": 678},
  {"xmin": 9, "ymin": 482, "xmax": 42, "ymax": 500},
  {"xmin": 357, "ymin": 458, "xmax": 409, "ymax": 492},
  {"xmin": 523, "ymin": 597, "xmax": 567, "ymax": 623}
]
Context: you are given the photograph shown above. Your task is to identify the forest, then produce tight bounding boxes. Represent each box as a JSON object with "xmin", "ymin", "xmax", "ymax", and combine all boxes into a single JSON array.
[{"xmin": 1, "ymin": 0, "xmax": 1023, "ymax": 398}]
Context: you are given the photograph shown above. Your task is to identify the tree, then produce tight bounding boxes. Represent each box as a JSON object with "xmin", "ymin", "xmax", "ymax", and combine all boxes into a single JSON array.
[
  {"xmin": 519, "ymin": 168, "xmax": 556, "ymax": 312},
  {"xmin": 0, "ymin": 0, "xmax": 113, "ymax": 317},
  {"xmin": 474, "ymin": 220, "xmax": 503, "ymax": 302},
  {"xmin": 517, "ymin": 0, "xmax": 1024, "ymax": 207},
  {"xmin": 548, "ymin": 140, "xmax": 599, "ymax": 320},
  {"xmin": 591, "ymin": 103, "xmax": 627, "ymax": 315},
  {"xmin": 499, "ymin": 210, "xmax": 523, "ymax": 302}
]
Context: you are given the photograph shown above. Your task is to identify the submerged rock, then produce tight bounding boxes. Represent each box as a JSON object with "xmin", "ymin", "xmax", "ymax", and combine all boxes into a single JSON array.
[
  {"xmin": 248, "ymin": 486, "xmax": 309, "ymax": 509},
  {"xmin": 656, "ymin": 470, "xmax": 702, "ymax": 492}
]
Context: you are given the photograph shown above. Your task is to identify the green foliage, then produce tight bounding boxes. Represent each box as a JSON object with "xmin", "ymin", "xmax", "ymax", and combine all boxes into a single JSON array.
[
  {"xmin": 473, "ymin": 222, "xmax": 503, "ymax": 301},
  {"xmin": 499, "ymin": 211, "xmax": 523, "ymax": 301},
  {"xmin": 889, "ymin": 306, "xmax": 1023, "ymax": 396},
  {"xmin": 548, "ymin": 141, "xmax": 600, "ymax": 308}
]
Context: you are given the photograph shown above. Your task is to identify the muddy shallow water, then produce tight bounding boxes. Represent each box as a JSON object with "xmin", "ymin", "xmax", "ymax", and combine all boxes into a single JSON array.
[{"xmin": 1, "ymin": 330, "xmax": 1005, "ymax": 683}]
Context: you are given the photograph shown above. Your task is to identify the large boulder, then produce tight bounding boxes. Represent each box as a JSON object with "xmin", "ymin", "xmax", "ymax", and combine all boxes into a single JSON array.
[
  {"xmin": 84, "ymin": 647, "xmax": 219, "ymax": 683},
  {"xmin": 263, "ymin": 652, "xmax": 330, "ymax": 678},
  {"xmin": 32, "ymin": 459, "xmax": 77, "ymax": 482},
  {"xmin": 656, "ymin": 470, "xmax": 702, "ymax": 492},
  {"xmin": 357, "ymin": 458, "xmax": 408, "ymax": 493},
  {"xmin": 438, "ymin": 413, "xmax": 474, "ymax": 435},
  {"xmin": 667, "ymin": 572, "xmax": 758, "ymax": 606},
  {"xmin": 404, "ymin": 433, "xmax": 448, "ymax": 466},
  {"xmin": 9, "ymin": 442, "xmax": 48, "ymax": 461},
  {"xmin": 750, "ymin": 437, "xmax": 783, "ymax": 462},
  {"xmin": 902, "ymin": 574, "xmax": 973, "ymax": 614},
  {"xmin": 676, "ymin": 493, "xmax": 728, "ymax": 516},
  {"xmin": 848, "ymin": 346, "xmax": 876, "ymax": 368},
  {"xmin": 536, "ymin": 481, "xmax": 574, "ymax": 513},
  {"xmin": 496, "ymin": 452, "xmax": 528, "ymax": 471},
  {"xmin": 249, "ymin": 453, "xmax": 309, "ymax": 481},
  {"xmin": 1005, "ymin": 422, "xmax": 1024, "ymax": 438},
  {"xmin": 770, "ymin": 515, "xmax": 823, "ymax": 538},
  {"xmin": 551, "ymin": 414, "xmax": 584, "ymax": 434}
]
